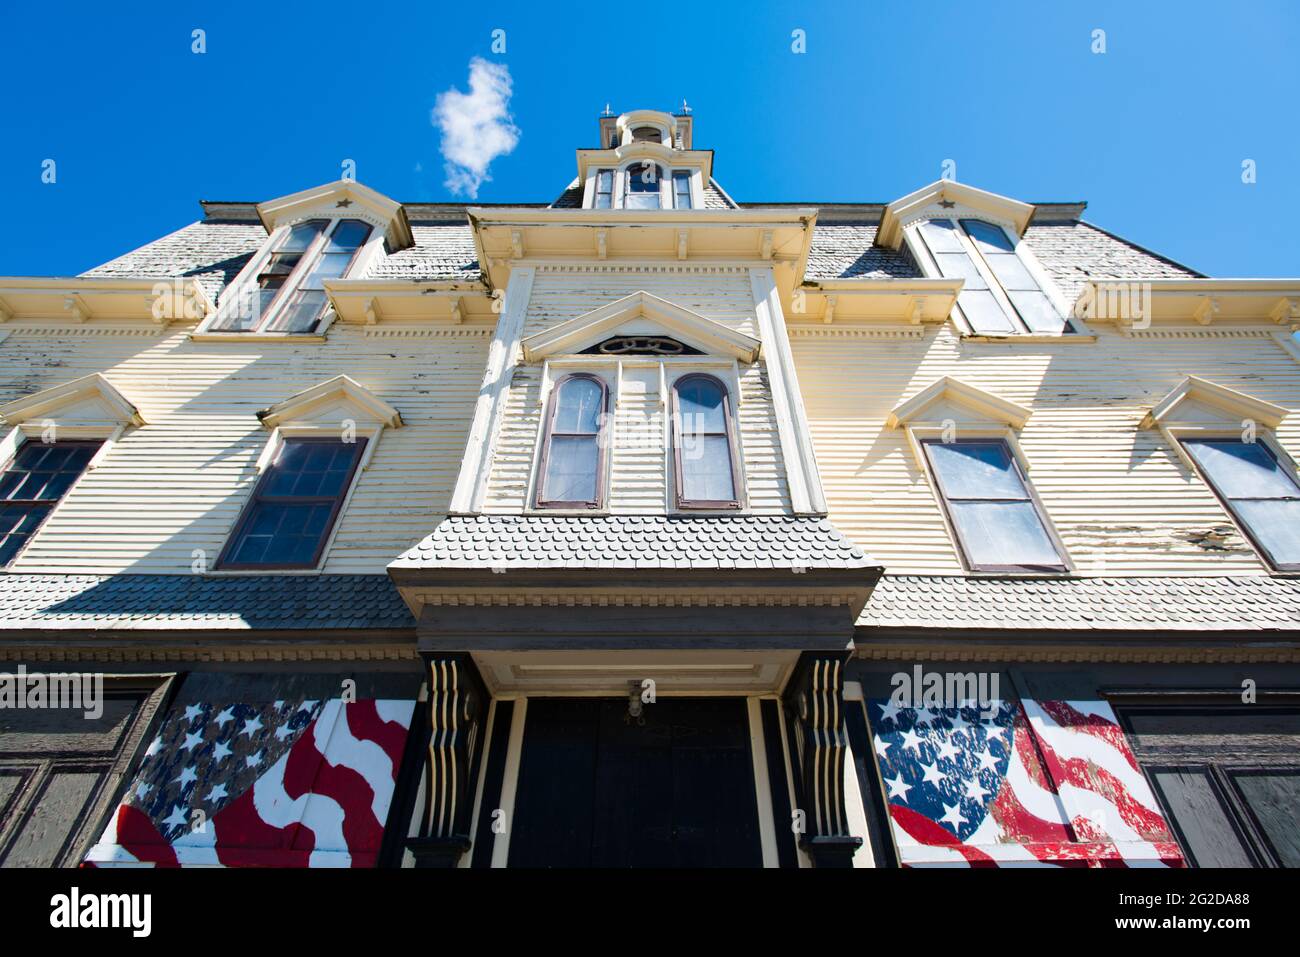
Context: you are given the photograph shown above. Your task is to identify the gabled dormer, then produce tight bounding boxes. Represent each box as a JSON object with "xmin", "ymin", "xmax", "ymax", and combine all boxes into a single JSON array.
[
  {"xmin": 877, "ymin": 180, "xmax": 1078, "ymax": 338},
  {"xmin": 198, "ymin": 180, "xmax": 412, "ymax": 339}
]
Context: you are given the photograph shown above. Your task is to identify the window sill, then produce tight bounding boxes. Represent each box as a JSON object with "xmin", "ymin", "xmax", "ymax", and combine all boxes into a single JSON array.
[
  {"xmin": 960, "ymin": 333, "xmax": 1096, "ymax": 344},
  {"xmin": 190, "ymin": 331, "xmax": 327, "ymax": 344}
]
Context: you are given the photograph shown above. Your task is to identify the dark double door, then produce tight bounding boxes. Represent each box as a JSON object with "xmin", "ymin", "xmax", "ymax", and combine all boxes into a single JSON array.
[{"xmin": 509, "ymin": 697, "xmax": 763, "ymax": 867}]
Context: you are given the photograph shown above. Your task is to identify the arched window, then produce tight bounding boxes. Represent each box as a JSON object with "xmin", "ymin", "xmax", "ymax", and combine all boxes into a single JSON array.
[
  {"xmin": 536, "ymin": 374, "xmax": 608, "ymax": 508},
  {"xmin": 630, "ymin": 125, "xmax": 664, "ymax": 143},
  {"xmin": 672, "ymin": 374, "xmax": 740, "ymax": 508},
  {"xmin": 623, "ymin": 163, "xmax": 663, "ymax": 209}
]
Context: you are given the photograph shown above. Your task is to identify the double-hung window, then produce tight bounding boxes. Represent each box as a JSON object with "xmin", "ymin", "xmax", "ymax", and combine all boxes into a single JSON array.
[
  {"xmin": 922, "ymin": 438, "xmax": 1066, "ymax": 571},
  {"xmin": 913, "ymin": 218, "xmax": 1068, "ymax": 335},
  {"xmin": 672, "ymin": 374, "xmax": 740, "ymax": 509},
  {"xmin": 218, "ymin": 437, "xmax": 366, "ymax": 569},
  {"xmin": 672, "ymin": 171, "xmax": 693, "ymax": 210},
  {"xmin": 536, "ymin": 375, "xmax": 608, "ymax": 509},
  {"xmin": 213, "ymin": 218, "xmax": 372, "ymax": 335},
  {"xmin": 623, "ymin": 163, "xmax": 663, "ymax": 209},
  {"xmin": 1182, "ymin": 438, "xmax": 1300, "ymax": 570},
  {"xmin": 0, "ymin": 441, "xmax": 101, "ymax": 567},
  {"xmin": 593, "ymin": 169, "xmax": 615, "ymax": 209}
]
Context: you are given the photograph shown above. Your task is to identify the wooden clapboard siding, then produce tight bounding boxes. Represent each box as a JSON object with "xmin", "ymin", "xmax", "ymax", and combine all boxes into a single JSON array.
[
  {"xmin": 608, "ymin": 365, "xmax": 665, "ymax": 512},
  {"xmin": 0, "ymin": 323, "xmax": 492, "ymax": 574},
  {"xmin": 481, "ymin": 266, "xmax": 791, "ymax": 513},
  {"xmin": 790, "ymin": 323, "xmax": 1300, "ymax": 575},
  {"xmin": 521, "ymin": 266, "xmax": 759, "ymax": 338}
]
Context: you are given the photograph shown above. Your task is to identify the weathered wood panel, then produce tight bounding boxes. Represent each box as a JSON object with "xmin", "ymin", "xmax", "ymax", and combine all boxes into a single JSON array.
[
  {"xmin": 0, "ymin": 324, "xmax": 492, "ymax": 574},
  {"xmin": 791, "ymin": 323, "xmax": 1300, "ymax": 574}
]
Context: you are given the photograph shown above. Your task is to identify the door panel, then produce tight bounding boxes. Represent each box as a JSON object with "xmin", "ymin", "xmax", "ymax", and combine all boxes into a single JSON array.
[{"xmin": 510, "ymin": 697, "xmax": 762, "ymax": 868}]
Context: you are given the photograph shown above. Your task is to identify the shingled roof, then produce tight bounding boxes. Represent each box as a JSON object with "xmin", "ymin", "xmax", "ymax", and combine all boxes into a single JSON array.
[
  {"xmin": 858, "ymin": 575, "xmax": 1300, "ymax": 632},
  {"xmin": 0, "ymin": 574, "xmax": 414, "ymax": 631},
  {"xmin": 391, "ymin": 515, "xmax": 878, "ymax": 571}
]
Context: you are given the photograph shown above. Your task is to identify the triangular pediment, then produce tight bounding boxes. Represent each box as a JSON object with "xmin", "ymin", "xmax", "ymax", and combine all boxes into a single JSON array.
[
  {"xmin": 1142, "ymin": 375, "xmax": 1289, "ymax": 429},
  {"xmin": 257, "ymin": 375, "xmax": 403, "ymax": 429},
  {"xmin": 256, "ymin": 179, "xmax": 413, "ymax": 250},
  {"xmin": 876, "ymin": 180, "xmax": 1036, "ymax": 249},
  {"xmin": 521, "ymin": 291, "xmax": 761, "ymax": 363},
  {"xmin": 0, "ymin": 373, "xmax": 144, "ymax": 430},
  {"xmin": 887, "ymin": 376, "xmax": 1031, "ymax": 429}
]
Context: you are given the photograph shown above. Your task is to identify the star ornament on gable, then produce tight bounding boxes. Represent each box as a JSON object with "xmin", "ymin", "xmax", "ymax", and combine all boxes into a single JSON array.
[
  {"xmin": 938, "ymin": 199, "xmax": 957, "ymax": 209},
  {"xmin": 335, "ymin": 198, "xmax": 353, "ymax": 208}
]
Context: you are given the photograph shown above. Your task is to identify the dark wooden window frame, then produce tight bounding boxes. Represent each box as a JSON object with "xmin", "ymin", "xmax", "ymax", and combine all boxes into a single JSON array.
[
  {"xmin": 0, "ymin": 438, "xmax": 103, "ymax": 569},
  {"xmin": 920, "ymin": 436, "xmax": 1068, "ymax": 573},
  {"xmin": 534, "ymin": 373, "xmax": 610, "ymax": 510},
  {"xmin": 671, "ymin": 373, "xmax": 742, "ymax": 510},
  {"xmin": 1111, "ymin": 696, "xmax": 1300, "ymax": 868},
  {"xmin": 216, "ymin": 435, "xmax": 368, "ymax": 570},
  {"xmin": 1179, "ymin": 435, "xmax": 1300, "ymax": 573}
]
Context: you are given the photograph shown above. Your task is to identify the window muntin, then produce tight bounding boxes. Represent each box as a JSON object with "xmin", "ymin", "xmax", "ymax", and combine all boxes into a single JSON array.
[
  {"xmin": 914, "ymin": 218, "xmax": 1067, "ymax": 335},
  {"xmin": 0, "ymin": 441, "xmax": 101, "ymax": 567},
  {"xmin": 922, "ymin": 438, "xmax": 1066, "ymax": 571},
  {"xmin": 624, "ymin": 163, "xmax": 663, "ymax": 209},
  {"xmin": 672, "ymin": 171, "xmax": 693, "ymax": 209},
  {"xmin": 1183, "ymin": 438, "xmax": 1300, "ymax": 570},
  {"xmin": 593, "ymin": 169, "xmax": 614, "ymax": 209},
  {"xmin": 536, "ymin": 375, "xmax": 608, "ymax": 509},
  {"xmin": 213, "ymin": 218, "xmax": 371, "ymax": 334},
  {"xmin": 218, "ymin": 437, "xmax": 366, "ymax": 569},
  {"xmin": 672, "ymin": 374, "xmax": 740, "ymax": 509}
]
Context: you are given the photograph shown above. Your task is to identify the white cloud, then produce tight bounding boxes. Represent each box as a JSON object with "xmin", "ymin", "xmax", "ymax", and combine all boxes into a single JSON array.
[{"xmin": 433, "ymin": 57, "xmax": 520, "ymax": 199}]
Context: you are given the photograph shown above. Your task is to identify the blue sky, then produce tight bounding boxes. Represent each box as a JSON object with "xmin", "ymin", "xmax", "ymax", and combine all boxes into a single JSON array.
[{"xmin": 1, "ymin": 1, "xmax": 1296, "ymax": 277}]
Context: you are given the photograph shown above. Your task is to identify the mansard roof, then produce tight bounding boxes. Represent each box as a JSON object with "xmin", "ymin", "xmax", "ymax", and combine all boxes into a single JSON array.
[
  {"xmin": 858, "ymin": 575, "xmax": 1300, "ymax": 633},
  {"xmin": 390, "ymin": 515, "xmax": 878, "ymax": 572},
  {"xmin": 76, "ymin": 195, "xmax": 1200, "ymax": 305},
  {"xmin": 0, "ymin": 574, "xmax": 414, "ymax": 632}
]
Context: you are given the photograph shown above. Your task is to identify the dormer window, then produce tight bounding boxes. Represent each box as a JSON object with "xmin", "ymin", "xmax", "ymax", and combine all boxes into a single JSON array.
[
  {"xmin": 624, "ymin": 164, "xmax": 664, "ymax": 210},
  {"xmin": 912, "ymin": 218, "xmax": 1069, "ymax": 336},
  {"xmin": 211, "ymin": 218, "xmax": 372, "ymax": 335},
  {"xmin": 631, "ymin": 126, "xmax": 663, "ymax": 143}
]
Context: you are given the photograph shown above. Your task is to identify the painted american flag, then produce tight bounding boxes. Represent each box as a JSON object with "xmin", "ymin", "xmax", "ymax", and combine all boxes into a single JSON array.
[
  {"xmin": 84, "ymin": 697, "xmax": 414, "ymax": 868},
  {"xmin": 871, "ymin": 697, "xmax": 1183, "ymax": 867}
]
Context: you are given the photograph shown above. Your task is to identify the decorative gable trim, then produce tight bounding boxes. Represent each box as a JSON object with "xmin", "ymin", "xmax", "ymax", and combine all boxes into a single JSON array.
[
  {"xmin": 1142, "ymin": 375, "xmax": 1289, "ymax": 430},
  {"xmin": 876, "ymin": 180, "xmax": 1036, "ymax": 249},
  {"xmin": 886, "ymin": 376, "xmax": 1031, "ymax": 429},
  {"xmin": 0, "ymin": 373, "xmax": 144, "ymax": 429},
  {"xmin": 257, "ymin": 375, "xmax": 403, "ymax": 429},
  {"xmin": 521, "ymin": 290, "xmax": 761, "ymax": 363},
  {"xmin": 256, "ymin": 179, "xmax": 414, "ymax": 250}
]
